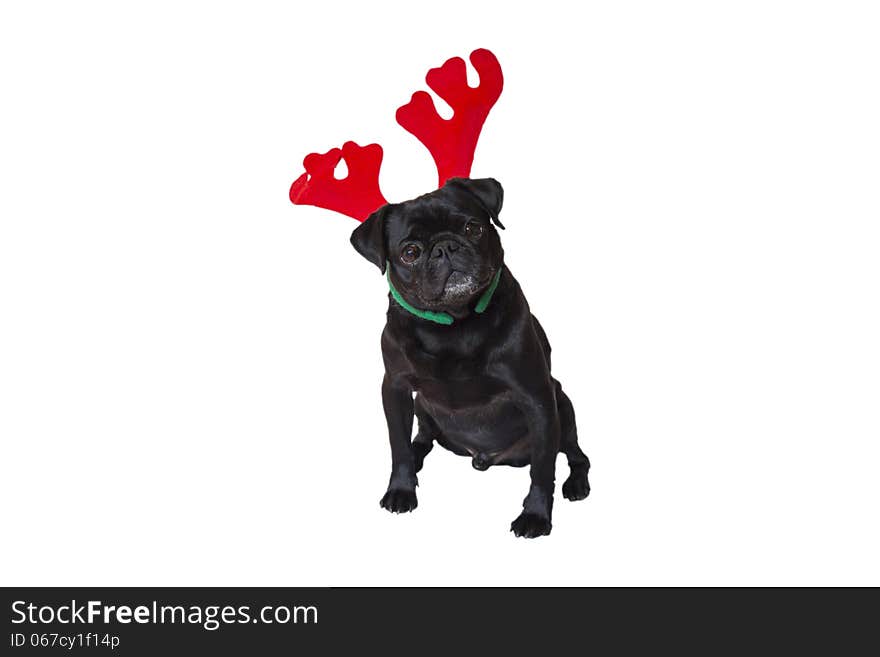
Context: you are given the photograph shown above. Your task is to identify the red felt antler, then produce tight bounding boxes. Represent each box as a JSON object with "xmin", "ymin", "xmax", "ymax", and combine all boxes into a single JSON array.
[
  {"xmin": 289, "ymin": 141, "xmax": 388, "ymax": 221},
  {"xmin": 396, "ymin": 48, "xmax": 503, "ymax": 186},
  {"xmin": 289, "ymin": 49, "xmax": 503, "ymax": 222}
]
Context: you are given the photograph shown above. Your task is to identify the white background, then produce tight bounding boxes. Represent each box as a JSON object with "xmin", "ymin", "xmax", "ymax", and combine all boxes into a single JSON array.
[{"xmin": 1, "ymin": 1, "xmax": 879, "ymax": 586}]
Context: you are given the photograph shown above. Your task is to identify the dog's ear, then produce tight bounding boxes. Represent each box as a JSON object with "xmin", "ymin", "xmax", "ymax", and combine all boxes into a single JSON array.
[
  {"xmin": 350, "ymin": 204, "xmax": 393, "ymax": 273},
  {"xmin": 445, "ymin": 177, "xmax": 505, "ymax": 229}
]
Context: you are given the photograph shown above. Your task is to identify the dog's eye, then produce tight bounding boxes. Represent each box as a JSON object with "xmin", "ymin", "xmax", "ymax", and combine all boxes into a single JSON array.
[
  {"xmin": 400, "ymin": 243, "xmax": 421, "ymax": 264},
  {"xmin": 464, "ymin": 221, "xmax": 483, "ymax": 238}
]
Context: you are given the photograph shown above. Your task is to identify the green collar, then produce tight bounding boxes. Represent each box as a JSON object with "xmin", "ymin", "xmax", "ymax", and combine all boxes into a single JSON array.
[{"xmin": 385, "ymin": 264, "xmax": 502, "ymax": 326}]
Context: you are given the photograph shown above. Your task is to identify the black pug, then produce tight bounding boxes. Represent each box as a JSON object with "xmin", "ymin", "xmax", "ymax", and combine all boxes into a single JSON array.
[{"xmin": 350, "ymin": 177, "xmax": 590, "ymax": 538}]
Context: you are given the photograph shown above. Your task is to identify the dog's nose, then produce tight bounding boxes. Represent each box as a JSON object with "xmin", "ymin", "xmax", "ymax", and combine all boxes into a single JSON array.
[{"xmin": 431, "ymin": 240, "xmax": 460, "ymax": 259}]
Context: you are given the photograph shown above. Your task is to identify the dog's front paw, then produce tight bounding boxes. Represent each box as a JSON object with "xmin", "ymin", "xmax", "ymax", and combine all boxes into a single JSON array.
[
  {"xmin": 380, "ymin": 488, "xmax": 418, "ymax": 514},
  {"xmin": 510, "ymin": 512, "xmax": 552, "ymax": 538},
  {"xmin": 562, "ymin": 468, "xmax": 591, "ymax": 501}
]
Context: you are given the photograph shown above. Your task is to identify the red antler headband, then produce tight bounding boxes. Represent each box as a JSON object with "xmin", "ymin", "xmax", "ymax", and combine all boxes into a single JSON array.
[{"xmin": 289, "ymin": 48, "xmax": 503, "ymax": 222}]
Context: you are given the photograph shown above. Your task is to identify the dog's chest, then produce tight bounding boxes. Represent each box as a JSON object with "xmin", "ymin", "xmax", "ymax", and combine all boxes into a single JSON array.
[
  {"xmin": 417, "ymin": 378, "xmax": 527, "ymax": 457},
  {"xmin": 407, "ymin": 337, "xmax": 506, "ymax": 408},
  {"xmin": 401, "ymin": 325, "xmax": 531, "ymax": 456},
  {"xmin": 415, "ymin": 367, "xmax": 528, "ymax": 450},
  {"xmin": 416, "ymin": 372, "xmax": 505, "ymax": 408},
  {"xmin": 406, "ymin": 340, "xmax": 499, "ymax": 403}
]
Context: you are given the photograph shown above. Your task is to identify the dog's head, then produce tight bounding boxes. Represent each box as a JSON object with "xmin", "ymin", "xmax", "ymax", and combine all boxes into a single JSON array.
[{"xmin": 351, "ymin": 178, "xmax": 505, "ymax": 316}]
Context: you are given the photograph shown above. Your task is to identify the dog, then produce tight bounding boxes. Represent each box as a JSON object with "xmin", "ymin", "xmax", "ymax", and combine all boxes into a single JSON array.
[{"xmin": 350, "ymin": 177, "xmax": 590, "ymax": 537}]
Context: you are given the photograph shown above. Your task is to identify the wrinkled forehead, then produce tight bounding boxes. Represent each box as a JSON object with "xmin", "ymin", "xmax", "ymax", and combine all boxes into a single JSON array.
[{"xmin": 387, "ymin": 191, "xmax": 485, "ymax": 243}]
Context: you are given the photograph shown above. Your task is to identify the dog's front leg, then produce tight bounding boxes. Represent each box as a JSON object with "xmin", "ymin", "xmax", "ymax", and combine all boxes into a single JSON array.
[
  {"xmin": 511, "ymin": 389, "xmax": 560, "ymax": 538},
  {"xmin": 379, "ymin": 374, "xmax": 418, "ymax": 513}
]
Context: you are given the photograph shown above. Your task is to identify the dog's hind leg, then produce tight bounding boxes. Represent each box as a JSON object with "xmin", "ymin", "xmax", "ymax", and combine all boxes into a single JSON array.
[
  {"xmin": 412, "ymin": 395, "xmax": 436, "ymax": 473},
  {"xmin": 555, "ymin": 380, "xmax": 591, "ymax": 501}
]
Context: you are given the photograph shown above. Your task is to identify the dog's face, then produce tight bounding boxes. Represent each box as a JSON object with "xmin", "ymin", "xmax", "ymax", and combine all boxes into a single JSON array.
[{"xmin": 351, "ymin": 178, "xmax": 505, "ymax": 315}]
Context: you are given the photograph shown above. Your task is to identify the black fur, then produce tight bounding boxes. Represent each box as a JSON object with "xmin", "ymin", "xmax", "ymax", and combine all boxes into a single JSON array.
[{"xmin": 351, "ymin": 178, "xmax": 590, "ymax": 538}]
